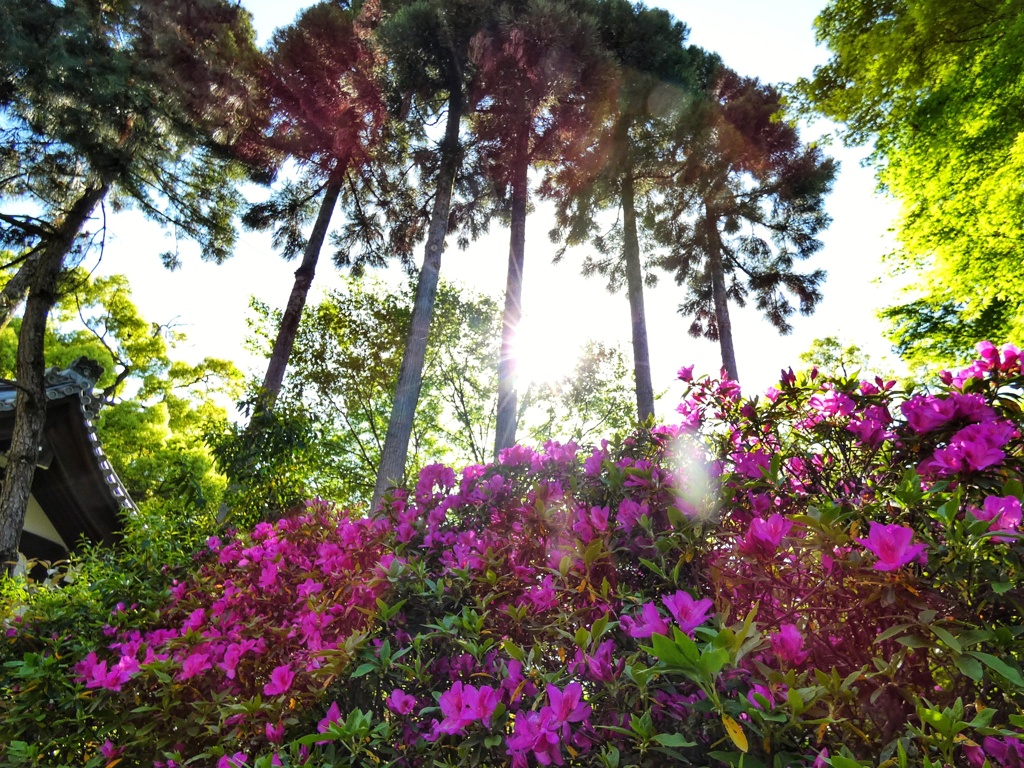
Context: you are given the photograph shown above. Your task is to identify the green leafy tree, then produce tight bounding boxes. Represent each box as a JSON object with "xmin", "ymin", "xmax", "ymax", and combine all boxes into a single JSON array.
[
  {"xmin": 798, "ymin": 0, "xmax": 1024, "ymax": 365},
  {"xmin": 799, "ymin": 335, "xmax": 875, "ymax": 378},
  {"xmin": 542, "ymin": 0, "xmax": 711, "ymax": 422},
  {"xmin": 522, "ymin": 340, "xmax": 635, "ymax": 445},
  {"xmin": 0, "ymin": 0, "xmax": 261, "ymax": 571},
  {"xmin": 221, "ymin": 278, "xmax": 500, "ymax": 517},
  {"xmin": 657, "ymin": 68, "xmax": 836, "ymax": 381}
]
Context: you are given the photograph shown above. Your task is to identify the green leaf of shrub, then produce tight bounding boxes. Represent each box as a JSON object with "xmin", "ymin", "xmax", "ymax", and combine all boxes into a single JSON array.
[
  {"xmin": 653, "ymin": 732, "xmax": 696, "ymax": 747},
  {"xmin": 966, "ymin": 652, "xmax": 1024, "ymax": 687}
]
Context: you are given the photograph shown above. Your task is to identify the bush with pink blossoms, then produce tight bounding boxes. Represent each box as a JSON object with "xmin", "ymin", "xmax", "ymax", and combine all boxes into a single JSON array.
[{"xmin": 3, "ymin": 342, "xmax": 1024, "ymax": 768}]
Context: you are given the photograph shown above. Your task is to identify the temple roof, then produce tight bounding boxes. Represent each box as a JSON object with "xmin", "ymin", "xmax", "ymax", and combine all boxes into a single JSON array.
[{"xmin": 0, "ymin": 357, "xmax": 133, "ymax": 561}]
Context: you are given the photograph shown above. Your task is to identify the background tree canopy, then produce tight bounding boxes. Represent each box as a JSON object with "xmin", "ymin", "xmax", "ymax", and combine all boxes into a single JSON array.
[{"xmin": 800, "ymin": 0, "xmax": 1024, "ymax": 367}]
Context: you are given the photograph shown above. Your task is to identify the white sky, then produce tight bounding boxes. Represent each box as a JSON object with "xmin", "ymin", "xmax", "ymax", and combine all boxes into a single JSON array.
[{"xmin": 90, "ymin": 0, "xmax": 903, "ymax": 420}]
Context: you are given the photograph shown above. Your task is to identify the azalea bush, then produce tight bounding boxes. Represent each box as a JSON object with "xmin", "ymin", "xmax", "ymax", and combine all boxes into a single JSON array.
[{"xmin": 3, "ymin": 343, "xmax": 1024, "ymax": 767}]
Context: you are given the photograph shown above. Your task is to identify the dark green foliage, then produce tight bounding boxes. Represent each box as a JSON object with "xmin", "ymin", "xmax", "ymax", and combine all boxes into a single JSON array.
[{"xmin": 656, "ymin": 68, "xmax": 836, "ymax": 379}]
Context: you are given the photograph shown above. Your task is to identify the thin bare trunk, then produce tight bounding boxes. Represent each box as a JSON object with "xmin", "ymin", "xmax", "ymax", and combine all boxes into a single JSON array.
[
  {"xmin": 372, "ymin": 88, "xmax": 463, "ymax": 510},
  {"xmin": 494, "ymin": 129, "xmax": 529, "ymax": 458},
  {"xmin": 705, "ymin": 208, "xmax": 738, "ymax": 381},
  {"xmin": 258, "ymin": 181, "xmax": 342, "ymax": 408},
  {"xmin": 0, "ymin": 183, "xmax": 108, "ymax": 574},
  {"xmin": 622, "ymin": 169, "xmax": 655, "ymax": 421}
]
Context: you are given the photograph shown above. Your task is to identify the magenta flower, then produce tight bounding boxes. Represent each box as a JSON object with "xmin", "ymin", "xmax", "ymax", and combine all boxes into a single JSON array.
[
  {"xmin": 263, "ymin": 664, "xmax": 295, "ymax": 696},
  {"xmin": 438, "ymin": 681, "xmax": 472, "ymax": 734},
  {"xmin": 923, "ymin": 420, "xmax": 1017, "ymax": 475},
  {"xmin": 733, "ymin": 450, "xmax": 771, "ymax": 479},
  {"xmin": 297, "ymin": 578, "xmax": 323, "ymax": 597},
  {"xmin": 177, "ymin": 651, "xmax": 211, "ymax": 682},
  {"xmin": 770, "ymin": 623, "xmax": 809, "ymax": 665},
  {"xmin": 521, "ymin": 575, "xmax": 558, "ymax": 612},
  {"xmin": 901, "ymin": 395, "xmax": 961, "ymax": 433},
  {"xmin": 436, "ymin": 682, "xmax": 501, "ymax": 735},
  {"xmin": 506, "ymin": 709, "xmax": 562, "ymax": 768},
  {"xmin": 662, "ymin": 591, "xmax": 714, "ymax": 636},
  {"xmin": 746, "ymin": 683, "xmax": 776, "ymax": 710},
  {"xmin": 620, "ymin": 602, "xmax": 668, "ymax": 639},
  {"xmin": 265, "ymin": 721, "xmax": 285, "ymax": 744},
  {"xmin": 855, "ymin": 522, "xmax": 927, "ymax": 571},
  {"xmin": 739, "ymin": 514, "xmax": 792, "ymax": 558},
  {"xmin": 616, "ymin": 498, "xmax": 649, "ymax": 531},
  {"xmin": 100, "ymin": 740, "xmax": 124, "ymax": 760},
  {"xmin": 677, "ymin": 364, "xmax": 695, "ymax": 382},
  {"xmin": 217, "ymin": 753, "xmax": 248, "ymax": 768},
  {"xmin": 847, "ymin": 405, "xmax": 893, "ymax": 448},
  {"xmin": 318, "ymin": 701, "xmax": 342, "ymax": 734},
  {"xmin": 585, "ymin": 640, "xmax": 619, "ymax": 683},
  {"xmin": 466, "ymin": 685, "xmax": 500, "ymax": 727},
  {"xmin": 387, "ymin": 689, "xmax": 417, "ymax": 715},
  {"xmin": 972, "ymin": 495, "xmax": 1022, "ymax": 542},
  {"xmin": 546, "ymin": 682, "xmax": 591, "ymax": 737}
]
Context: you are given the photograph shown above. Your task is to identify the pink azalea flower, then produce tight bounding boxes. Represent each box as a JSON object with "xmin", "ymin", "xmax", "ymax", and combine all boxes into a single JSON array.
[
  {"xmin": 178, "ymin": 651, "xmax": 212, "ymax": 682},
  {"xmin": 506, "ymin": 709, "xmax": 562, "ymax": 768},
  {"xmin": 972, "ymin": 495, "xmax": 1022, "ymax": 542},
  {"xmin": 616, "ymin": 498, "xmax": 649, "ymax": 531},
  {"xmin": 923, "ymin": 420, "xmax": 1017, "ymax": 475},
  {"xmin": 739, "ymin": 514, "xmax": 792, "ymax": 558},
  {"xmin": 585, "ymin": 640, "xmax": 619, "ymax": 683},
  {"xmin": 265, "ymin": 721, "xmax": 285, "ymax": 744},
  {"xmin": 100, "ymin": 740, "xmax": 124, "ymax": 759},
  {"xmin": 297, "ymin": 578, "xmax": 323, "ymax": 598},
  {"xmin": 901, "ymin": 395, "xmax": 961, "ymax": 433},
  {"xmin": 520, "ymin": 575, "xmax": 558, "ymax": 612},
  {"xmin": 387, "ymin": 689, "xmax": 417, "ymax": 715},
  {"xmin": 263, "ymin": 664, "xmax": 295, "ymax": 696},
  {"xmin": 437, "ymin": 682, "xmax": 472, "ymax": 734},
  {"xmin": 620, "ymin": 602, "xmax": 668, "ymax": 639},
  {"xmin": 662, "ymin": 591, "xmax": 714, "ymax": 636},
  {"xmin": 546, "ymin": 682, "xmax": 591, "ymax": 737},
  {"xmin": 318, "ymin": 701, "xmax": 342, "ymax": 734},
  {"xmin": 746, "ymin": 683, "xmax": 776, "ymax": 710},
  {"xmin": 855, "ymin": 522, "xmax": 928, "ymax": 571},
  {"xmin": 733, "ymin": 449, "xmax": 771, "ymax": 479},
  {"xmin": 466, "ymin": 685, "xmax": 500, "ymax": 727},
  {"xmin": 770, "ymin": 623, "xmax": 809, "ymax": 665}
]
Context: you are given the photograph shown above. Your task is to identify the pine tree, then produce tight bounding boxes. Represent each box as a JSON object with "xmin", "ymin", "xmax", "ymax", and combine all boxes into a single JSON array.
[
  {"xmin": 0, "ymin": 0, "xmax": 261, "ymax": 571},
  {"xmin": 371, "ymin": 0, "xmax": 506, "ymax": 508},
  {"xmin": 657, "ymin": 68, "xmax": 836, "ymax": 380},
  {"xmin": 469, "ymin": 0, "xmax": 613, "ymax": 457},
  {"xmin": 243, "ymin": 1, "xmax": 386, "ymax": 408},
  {"xmin": 541, "ymin": 0, "xmax": 711, "ymax": 421}
]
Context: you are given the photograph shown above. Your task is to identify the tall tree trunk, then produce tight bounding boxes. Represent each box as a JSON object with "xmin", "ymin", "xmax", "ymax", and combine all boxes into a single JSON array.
[
  {"xmin": 621, "ymin": 168, "xmax": 655, "ymax": 422},
  {"xmin": 494, "ymin": 128, "xmax": 529, "ymax": 458},
  {"xmin": 0, "ymin": 182, "xmax": 108, "ymax": 574},
  {"xmin": 0, "ymin": 249, "xmax": 44, "ymax": 333},
  {"xmin": 258, "ymin": 181, "xmax": 342, "ymax": 409},
  {"xmin": 705, "ymin": 207, "xmax": 738, "ymax": 381},
  {"xmin": 372, "ymin": 88, "xmax": 463, "ymax": 510}
]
